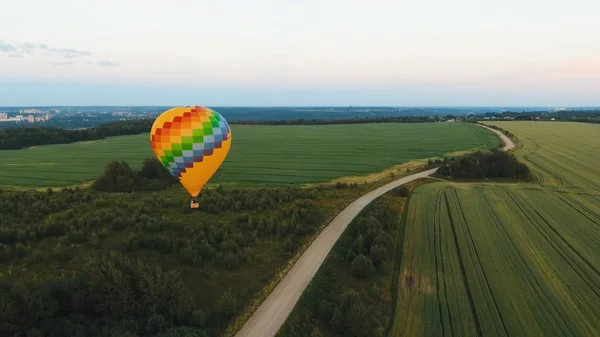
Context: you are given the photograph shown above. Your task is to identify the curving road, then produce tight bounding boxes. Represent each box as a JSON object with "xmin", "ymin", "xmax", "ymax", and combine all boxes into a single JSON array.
[
  {"xmin": 477, "ymin": 123, "xmax": 515, "ymax": 151},
  {"xmin": 234, "ymin": 123, "xmax": 512, "ymax": 337}
]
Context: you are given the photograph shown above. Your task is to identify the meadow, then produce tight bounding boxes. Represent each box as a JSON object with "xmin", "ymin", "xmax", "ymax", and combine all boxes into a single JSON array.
[
  {"xmin": 0, "ymin": 123, "xmax": 500, "ymax": 189},
  {"xmin": 391, "ymin": 121, "xmax": 600, "ymax": 337},
  {"xmin": 391, "ymin": 182, "xmax": 600, "ymax": 337}
]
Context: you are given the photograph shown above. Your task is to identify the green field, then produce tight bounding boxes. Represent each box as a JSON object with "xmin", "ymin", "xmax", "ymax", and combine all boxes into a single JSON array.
[
  {"xmin": 487, "ymin": 121, "xmax": 600, "ymax": 190},
  {"xmin": 392, "ymin": 182, "xmax": 600, "ymax": 337},
  {"xmin": 0, "ymin": 123, "xmax": 500, "ymax": 188},
  {"xmin": 392, "ymin": 122, "xmax": 600, "ymax": 337}
]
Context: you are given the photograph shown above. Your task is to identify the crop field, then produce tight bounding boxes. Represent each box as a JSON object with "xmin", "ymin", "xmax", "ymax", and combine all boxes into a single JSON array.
[
  {"xmin": 486, "ymin": 121, "xmax": 600, "ymax": 190},
  {"xmin": 0, "ymin": 122, "xmax": 500, "ymax": 188},
  {"xmin": 392, "ymin": 121, "xmax": 600, "ymax": 337},
  {"xmin": 391, "ymin": 182, "xmax": 600, "ymax": 337}
]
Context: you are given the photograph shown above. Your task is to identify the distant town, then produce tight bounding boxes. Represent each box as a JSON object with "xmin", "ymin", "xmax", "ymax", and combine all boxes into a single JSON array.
[{"xmin": 0, "ymin": 106, "xmax": 597, "ymax": 130}]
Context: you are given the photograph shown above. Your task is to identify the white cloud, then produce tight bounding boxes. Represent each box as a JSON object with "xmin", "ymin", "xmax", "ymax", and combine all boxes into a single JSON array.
[{"xmin": 97, "ymin": 60, "xmax": 119, "ymax": 67}]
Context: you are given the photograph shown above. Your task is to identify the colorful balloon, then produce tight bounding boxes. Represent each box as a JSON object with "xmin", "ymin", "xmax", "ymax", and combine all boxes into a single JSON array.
[{"xmin": 150, "ymin": 106, "xmax": 231, "ymax": 197}]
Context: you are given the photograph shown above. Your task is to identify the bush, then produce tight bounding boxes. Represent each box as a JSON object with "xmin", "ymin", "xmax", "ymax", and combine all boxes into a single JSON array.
[{"xmin": 393, "ymin": 186, "xmax": 409, "ymax": 197}]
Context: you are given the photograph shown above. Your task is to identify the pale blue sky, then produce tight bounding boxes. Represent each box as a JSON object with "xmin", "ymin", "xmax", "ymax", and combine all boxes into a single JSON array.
[{"xmin": 1, "ymin": 0, "xmax": 599, "ymax": 106}]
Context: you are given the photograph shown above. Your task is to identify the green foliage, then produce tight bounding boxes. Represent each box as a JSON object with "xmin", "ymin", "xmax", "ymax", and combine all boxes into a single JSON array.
[
  {"xmin": 214, "ymin": 288, "xmax": 237, "ymax": 317},
  {"xmin": 0, "ymin": 178, "xmax": 355, "ymax": 336},
  {"xmin": 277, "ymin": 194, "xmax": 403, "ymax": 337},
  {"xmin": 0, "ymin": 119, "xmax": 154, "ymax": 150},
  {"xmin": 0, "ymin": 252, "xmax": 197, "ymax": 337},
  {"xmin": 93, "ymin": 158, "xmax": 175, "ymax": 193},
  {"xmin": 351, "ymin": 254, "xmax": 375, "ymax": 278},
  {"xmin": 436, "ymin": 149, "xmax": 531, "ymax": 180},
  {"xmin": 392, "ymin": 185, "xmax": 410, "ymax": 197}
]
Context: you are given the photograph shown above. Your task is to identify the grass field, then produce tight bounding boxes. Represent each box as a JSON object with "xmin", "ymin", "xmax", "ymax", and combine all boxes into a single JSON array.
[
  {"xmin": 0, "ymin": 122, "xmax": 500, "ymax": 188},
  {"xmin": 391, "ymin": 182, "xmax": 600, "ymax": 337},
  {"xmin": 486, "ymin": 121, "xmax": 600, "ymax": 190},
  {"xmin": 391, "ymin": 121, "xmax": 600, "ymax": 337}
]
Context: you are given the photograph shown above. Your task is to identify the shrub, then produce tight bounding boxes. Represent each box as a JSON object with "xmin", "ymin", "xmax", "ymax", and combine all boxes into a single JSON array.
[{"xmin": 393, "ymin": 186, "xmax": 409, "ymax": 197}]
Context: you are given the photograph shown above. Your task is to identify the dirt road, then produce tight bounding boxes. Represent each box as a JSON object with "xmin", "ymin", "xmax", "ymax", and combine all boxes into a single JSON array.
[
  {"xmin": 234, "ymin": 123, "xmax": 513, "ymax": 337},
  {"xmin": 476, "ymin": 123, "xmax": 515, "ymax": 151},
  {"xmin": 233, "ymin": 168, "xmax": 438, "ymax": 337}
]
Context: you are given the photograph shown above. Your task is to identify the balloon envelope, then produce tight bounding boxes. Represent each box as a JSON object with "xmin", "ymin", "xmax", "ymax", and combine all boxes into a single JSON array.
[{"xmin": 150, "ymin": 106, "xmax": 231, "ymax": 197}]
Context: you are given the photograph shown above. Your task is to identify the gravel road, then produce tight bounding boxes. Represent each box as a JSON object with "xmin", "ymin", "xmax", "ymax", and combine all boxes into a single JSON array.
[{"xmin": 234, "ymin": 123, "xmax": 512, "ymax": 337}]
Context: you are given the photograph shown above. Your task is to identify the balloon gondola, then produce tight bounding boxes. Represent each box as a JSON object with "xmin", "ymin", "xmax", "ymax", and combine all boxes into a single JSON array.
[{"xmin": 150, "ymin": 106, "xmax": 232, "ymax": 208}]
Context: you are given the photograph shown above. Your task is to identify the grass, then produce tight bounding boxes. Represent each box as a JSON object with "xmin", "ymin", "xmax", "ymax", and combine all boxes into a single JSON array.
[
  {"xmin": 0, "ymin": 123, "xmax": 500, "ymax": 189},
  {"xmin": 392, "ymin": 121, "xmax": 600, "ymax": 337},
  {"xmin": 392, "ymin": 182, "xmax": 600, "ymax": 337}
]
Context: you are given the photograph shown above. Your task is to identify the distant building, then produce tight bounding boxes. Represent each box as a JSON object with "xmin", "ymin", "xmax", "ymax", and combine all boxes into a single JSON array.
[
  {"xmin": 26, "ymin": 115, "xmax": 35, "ymax": 123},
  {"xmin": 21, "ymin": 109, "xmax": 42, "ymax": 114}
]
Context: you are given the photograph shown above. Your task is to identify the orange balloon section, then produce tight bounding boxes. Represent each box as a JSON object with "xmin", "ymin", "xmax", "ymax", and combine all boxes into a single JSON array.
[{"xmin": 150, "ymin": 106, "xmax": 232, "ymax": 197}]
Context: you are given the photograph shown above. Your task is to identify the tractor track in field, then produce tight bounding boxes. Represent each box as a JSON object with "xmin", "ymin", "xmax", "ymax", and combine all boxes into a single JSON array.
[
  {"xmin": 505, "ymin": 190, "xmax": 600, "ymax": 301},
  {"xmin": 452, "ymin": 189, "xmax": 510, "ymax": 337},
  {"xmin": 502, "ymin": 190, "xmax": 580, "ymax": 337},
  {"xmin": 554, "ymin": 193, "xmax": 600, "ymax": 230},
  {"xmin": 433, "ymin": 185, "xmax": 451, "ymax": 337},
  {"xmin": 443, "ymin": 192, "xmax": 484, "ymax": 337},
  {"xmin": 482, "ymin": 190, "xmax": 575, "ymax": 336}
]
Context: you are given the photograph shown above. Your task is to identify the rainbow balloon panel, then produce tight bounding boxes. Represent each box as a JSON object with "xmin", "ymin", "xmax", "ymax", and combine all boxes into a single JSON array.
[{"xmin": 150, "ymin": 106, "xmax": 231, "ymax": 197}]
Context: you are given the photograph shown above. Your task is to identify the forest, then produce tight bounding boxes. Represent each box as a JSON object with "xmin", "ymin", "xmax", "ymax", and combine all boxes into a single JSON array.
[
  {"xmin": 0, "ymin": 156, "xmax": 371, "ymax": 337},
  {"xmin": 0, "ymin": 119, "xmax": 154, "ymax": 150},
  {"xmin": 435, "ymin": 149, "xmax": 532, "ymax": 180},
  {"xmin": 277, "ymin": 186, "xmax": 411, "ymax": 337},
  {"xmin": 230, "ymin": 116, "xmax": 434, "ymax": 125}
]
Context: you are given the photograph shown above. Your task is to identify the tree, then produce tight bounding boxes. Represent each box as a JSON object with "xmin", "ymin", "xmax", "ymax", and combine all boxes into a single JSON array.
[
  {"xmin": 393, "ymin": 186, "xmax": 409, "ymax": 197},
  {"xmin": 369, "ymin": 244, "xmax": 388, "ymax": 268},
  {"xmin": 93, "ymin": 161, "xmax": 136, "ymax": 192},
  {"xmin": 351, "ymin": 255, "xmax": 375, "ymax": 278},
  {"xmin": 215, "ymin": 288, "xmax": 237, "ymax": 316},
  {"xmin": 139, "ymin": 158, "xmax": 175, "ymax": 184}
]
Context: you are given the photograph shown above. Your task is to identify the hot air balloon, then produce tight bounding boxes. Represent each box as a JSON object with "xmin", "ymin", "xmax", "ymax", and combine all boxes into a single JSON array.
[{"xmin": 150, "ymin": 106, "xmax": 231, "ymax": 208}]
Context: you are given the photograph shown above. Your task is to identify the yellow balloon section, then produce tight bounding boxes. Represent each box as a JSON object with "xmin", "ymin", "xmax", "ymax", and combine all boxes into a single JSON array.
[{"xmin": 150, "ymin": 106, "xmax": 231, "ymax": 197}]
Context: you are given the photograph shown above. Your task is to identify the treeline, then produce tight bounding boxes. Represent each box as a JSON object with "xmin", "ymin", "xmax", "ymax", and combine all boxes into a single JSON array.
[
  {"xmin": 1, "ymin": 116, "xmax": 440, "ymax": 150},
  {"xmin": 0, "ymin": 119, "xmax": 154, "ymax": 150},
  {"xmin": 92, "ymin": 158, "xmax": 177, "ymax": 193},
  {"xmin": 436, "ymin": 149, "xmax": 531, "ymax": 180},
  {"xmin": 231, "ymin": 116, "xmax": 434, "ymax": 125},
  {"xmin": 277, "ymin": 190, "xmax": 404, "ymax": 337}
]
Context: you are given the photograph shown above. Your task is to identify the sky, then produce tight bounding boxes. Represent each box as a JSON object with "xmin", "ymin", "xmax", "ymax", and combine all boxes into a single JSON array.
[{"xmin": 1, "ymin": 0, "xmax": 599, "ymax": 106}]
